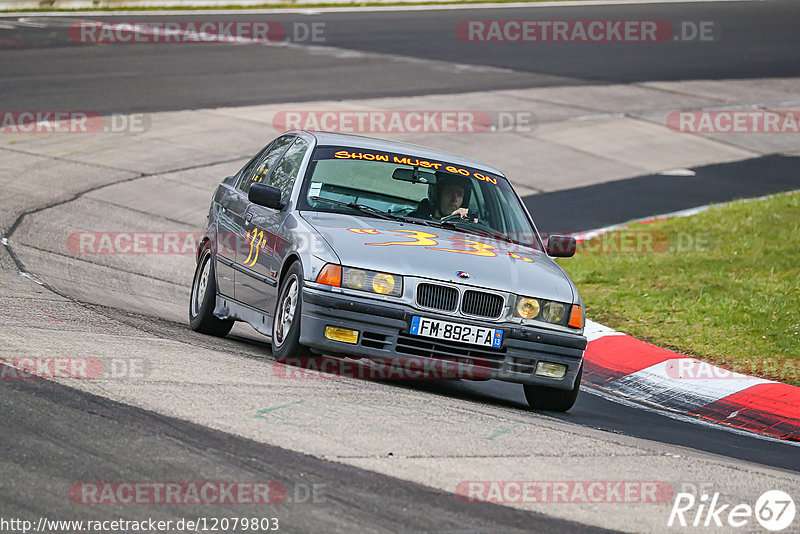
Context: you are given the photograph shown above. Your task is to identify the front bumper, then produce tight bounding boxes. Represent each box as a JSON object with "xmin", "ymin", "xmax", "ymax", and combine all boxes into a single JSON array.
[{"xmin": 299, "ymin": 287, "xmax": 586, "ymax": 389}]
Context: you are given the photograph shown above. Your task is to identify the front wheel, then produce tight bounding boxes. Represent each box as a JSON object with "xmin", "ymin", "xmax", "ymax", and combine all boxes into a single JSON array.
[
  {"xmin": 272, "ymin": 261, "xmax": 312, "ymax": 363},
  {"xmin": 523, "ymin": 364, "xmax": 582, "ymax": 412},
  {"xmin": 189, "ymin": 249, "xmax": 234, "ymax": 337}
]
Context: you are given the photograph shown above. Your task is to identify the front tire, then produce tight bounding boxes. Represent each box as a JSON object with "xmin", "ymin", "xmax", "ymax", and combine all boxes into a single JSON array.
[
  {"xmin": 523, "ymin": 364, "xmax": 582, "ymax": 412},
  {"xmin": 272, "ymin": 261, "xmax": 312, "ymax": 363},
  {"xmin": 189, "ymin": 248, "xmax": 234, "ymax": 337}
]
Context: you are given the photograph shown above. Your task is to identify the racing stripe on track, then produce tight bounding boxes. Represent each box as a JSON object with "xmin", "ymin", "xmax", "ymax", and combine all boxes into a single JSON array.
[
  {"xmin": 582, "ymin": 322, "xmax": 676, "ymax": 386},
  {"xmin": 690, "ymin": 384, "xmax": 800, "ymax": 441},
  {"xmin": 583, "ymin": 320, "xmax": 800, "ymax": 441},
  {"xmin": 605, "ymin": 359, "xmax": 772, "ymax": 411}
]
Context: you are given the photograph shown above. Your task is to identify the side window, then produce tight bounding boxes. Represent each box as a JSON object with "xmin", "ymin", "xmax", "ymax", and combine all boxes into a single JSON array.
[
  {"xmin": 238, "ymin": 135, "xmax": 295, "ymax": 194},
  {"xmin": 236, "ymin": 147, "xmax": 269, "ymax": 187},
  {"xmin": 270, "ymin": 137, "xmax": 310, "ymax": 203}
]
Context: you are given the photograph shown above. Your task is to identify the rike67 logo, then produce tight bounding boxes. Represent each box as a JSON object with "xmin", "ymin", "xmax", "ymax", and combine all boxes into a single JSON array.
[{"xmin": 669, "ymin": 490, "xmax": 796, "ymax": 531}]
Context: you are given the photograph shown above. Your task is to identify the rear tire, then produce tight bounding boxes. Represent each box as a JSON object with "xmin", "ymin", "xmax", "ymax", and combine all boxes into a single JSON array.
[
  {"xmin": 523, "ymin": 364, "xmax": 582, "ymax": 412},
  {"xmin": 272, "ymin": 261, "xmax": 312, "ymax": 363},
  {"xmin": 189, "ymin": 248, "xmax": 234, "ymax": 337}
]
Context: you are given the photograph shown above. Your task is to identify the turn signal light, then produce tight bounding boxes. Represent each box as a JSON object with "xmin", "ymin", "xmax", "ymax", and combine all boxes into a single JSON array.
[
  {"xmin": 316, "ymin": 264, "xmax": 342, "ymax": 287},
  {"xmin": 568, "ymin": 305, "xmax": 583, "ymax": 328}
]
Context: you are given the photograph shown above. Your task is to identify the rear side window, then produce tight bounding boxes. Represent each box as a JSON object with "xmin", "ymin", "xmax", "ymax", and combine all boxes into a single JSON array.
[{"xmin": 238, "ymin": 135, "xmax": 295, "ymax": 193}]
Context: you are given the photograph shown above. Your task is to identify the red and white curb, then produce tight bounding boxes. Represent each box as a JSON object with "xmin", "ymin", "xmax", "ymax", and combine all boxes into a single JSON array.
[
  {"xmin": 582, "ymin": 319, "xmax": 800, "ymax": 441},
  {"xmin": 567, "ymin": 193, "xmax": 800, "ymax": 442}
]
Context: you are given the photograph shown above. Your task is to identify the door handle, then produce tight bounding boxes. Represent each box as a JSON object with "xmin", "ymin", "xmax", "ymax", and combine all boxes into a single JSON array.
[{"xmin": 244, "ymin": 213, "xmax": 253, "ymax": 226}]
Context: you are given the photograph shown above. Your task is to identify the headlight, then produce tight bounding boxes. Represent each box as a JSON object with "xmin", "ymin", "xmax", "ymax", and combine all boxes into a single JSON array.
[
  {"xmin": 542, "ymin": 301, "xmax": 566, "ymax": 323},
  {"xmin": 341, "ymin": 266, "xmax": 402, "ymax": 297},
  {"xmin": 342, "ymin": 268, "xmax": 366, "ymax": 290},
  {"xmin": 516, "ymin": 298, "xmax": 540, "ymax": 319},
  {"xmin": 514, "ymin": 296, "xmax": 570, "ymax": 325},
  {"xmin": 372, "ymin": 273, "xmax": 396, "ymax": 295}
]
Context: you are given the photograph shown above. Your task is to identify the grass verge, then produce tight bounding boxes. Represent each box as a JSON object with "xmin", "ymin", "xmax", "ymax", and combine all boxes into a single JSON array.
[{"xmin": 559, "ymin": 191, "xmax": 800, "ymax": 386}]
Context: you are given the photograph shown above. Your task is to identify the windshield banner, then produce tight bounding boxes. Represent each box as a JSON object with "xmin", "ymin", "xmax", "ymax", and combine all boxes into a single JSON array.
[{"xmin": 312, "ymin": 146, "xmax": 507, "ymax": 187}]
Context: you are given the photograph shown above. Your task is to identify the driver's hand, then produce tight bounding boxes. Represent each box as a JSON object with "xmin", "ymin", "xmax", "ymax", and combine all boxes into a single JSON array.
[{"xmin": 450, "ymin": 207, "xmax": 469, "ymax": 219}]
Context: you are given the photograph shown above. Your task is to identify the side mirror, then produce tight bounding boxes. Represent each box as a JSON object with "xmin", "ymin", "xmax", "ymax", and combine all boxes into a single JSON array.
[
  {"xmin": 546, "ymin": 235, "xmax": 576, "ymax": 258},
  {"xmin": 249, "ymin": 183, "xmax": 283, "ymax": 210}
]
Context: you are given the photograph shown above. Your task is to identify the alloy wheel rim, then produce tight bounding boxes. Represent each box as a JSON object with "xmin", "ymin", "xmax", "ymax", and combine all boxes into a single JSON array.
[
  {"xmin": 192, "ymin": 256, "xmax": 211, "ymax": 317},
  {"xmin": 275, "ymin": 276, "xmax": 298, "ymax": 347}
]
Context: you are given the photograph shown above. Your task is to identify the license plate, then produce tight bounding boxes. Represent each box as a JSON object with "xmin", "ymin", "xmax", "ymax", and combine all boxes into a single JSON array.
[{"xmin": 409, "ymin": 316, "xmax": 503, "ymax": 348}]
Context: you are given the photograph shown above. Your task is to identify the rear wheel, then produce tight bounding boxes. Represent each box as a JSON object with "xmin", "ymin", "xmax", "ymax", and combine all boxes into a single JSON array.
[
  {"xmin": 272, "ymin": 261, "xmax": 312, "ymax": 363},
  {"xmin": 189, "ymin": 248, "xmax": 234, "ymax": 337},
  {"xmin": 523, "ymin": 364, "xmax": 582, "ymax": 412}
]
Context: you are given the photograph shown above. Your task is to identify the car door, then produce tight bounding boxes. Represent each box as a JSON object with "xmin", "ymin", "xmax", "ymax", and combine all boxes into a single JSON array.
[
  {"xmin": 214, "ymin": 148, "xmax": 271, "ymax": 297},
  {"xmin": 227, "ymin": 135, "xmax": 296, "ymax": 303},
  {"xmin": 237, "ymin": 136, "xmax": 311, "ymax": 314}
]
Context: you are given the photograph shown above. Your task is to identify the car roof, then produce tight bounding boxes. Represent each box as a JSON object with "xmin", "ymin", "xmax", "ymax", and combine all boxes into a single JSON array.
[{"xmin": 293, "ymin": 130, "xmax": 506, "ymax": 177}]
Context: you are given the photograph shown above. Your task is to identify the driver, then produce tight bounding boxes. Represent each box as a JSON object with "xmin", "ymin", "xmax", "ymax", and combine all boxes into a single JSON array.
[{"xmin": 410, "ymin": 173, "xmax": 474, "ymax": 221}]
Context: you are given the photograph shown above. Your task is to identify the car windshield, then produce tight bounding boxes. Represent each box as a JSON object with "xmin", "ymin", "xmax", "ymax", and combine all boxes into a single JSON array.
[{"xmin": 300, "ymin": 146, "xmax": 542, "ymax": 250}]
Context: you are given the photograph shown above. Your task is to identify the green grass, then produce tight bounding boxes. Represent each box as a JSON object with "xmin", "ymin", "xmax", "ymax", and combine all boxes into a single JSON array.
[
  {"xmin": 2, "ymin": 0, "xmax": 587, "ymax": 12},
  {"xmin": 559, "ymin": 191, "xmax": 800, "ymax": 386}
]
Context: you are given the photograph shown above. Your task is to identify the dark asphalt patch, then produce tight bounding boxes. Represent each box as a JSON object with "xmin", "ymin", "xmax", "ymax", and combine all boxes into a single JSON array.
[{"xmin": 524, "ymin": 154, "xmax": 800, "ymax": 233}]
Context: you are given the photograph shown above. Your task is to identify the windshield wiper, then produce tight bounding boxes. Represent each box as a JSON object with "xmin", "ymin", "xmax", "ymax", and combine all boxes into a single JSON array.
[
  {"xmin": 463, "ymin": 225, "xmax": 519, "ymax": 245},
  {"xmin": 310, "ymin": 196, "xmax": 402, "ymax": 222}
]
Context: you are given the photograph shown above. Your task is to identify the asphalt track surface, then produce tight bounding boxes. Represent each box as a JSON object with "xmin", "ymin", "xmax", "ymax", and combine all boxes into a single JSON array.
[
  {"xmin": 2, "ymin": 361, "xmax": 611, "ymax": 533},
  {"xmin": 0, "ymin": 1, "xmax": 799, "ymax": 113},
  {"xmin": 2, "ymin": 2, "xmax": 800, "ymax": 531}
]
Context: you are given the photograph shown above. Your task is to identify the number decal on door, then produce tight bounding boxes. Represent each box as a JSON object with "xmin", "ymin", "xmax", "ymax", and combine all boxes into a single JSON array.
[{"xmin": 243, "ymin": 228, "xmax": 264, "ymax": 267}]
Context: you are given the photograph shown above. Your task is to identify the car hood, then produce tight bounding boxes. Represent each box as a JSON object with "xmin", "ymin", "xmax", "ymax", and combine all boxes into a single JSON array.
[{"xmin": 301, "ymin": 212, "xmax": 575, "ymax": 303}]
